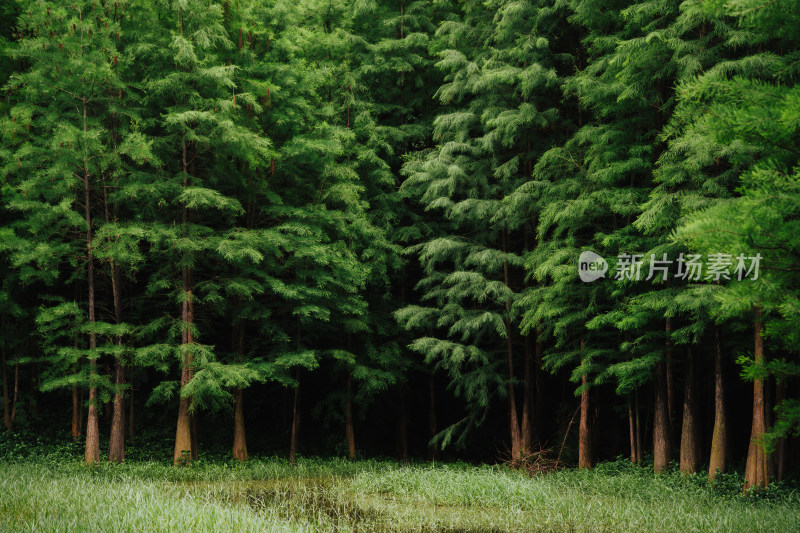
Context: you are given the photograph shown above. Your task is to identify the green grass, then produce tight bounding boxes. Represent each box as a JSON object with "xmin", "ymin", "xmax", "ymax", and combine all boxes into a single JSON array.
[{"xmin": 0, "ymin": 456, "xmax": 798, "ymax": 532}]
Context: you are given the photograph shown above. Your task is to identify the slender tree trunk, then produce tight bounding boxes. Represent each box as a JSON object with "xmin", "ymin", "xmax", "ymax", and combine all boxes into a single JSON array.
[
  {"xmin": 290, "ymin": 368, "xmax": 300, "ymax": 465},
  {"xmin": 744, "ymin": 309, "xmax": 769, "ymax": 491},
  {"xmin": 345, "ymin": 373, "xmax": 355, "ymax": 460},
  {"xmin": 578, "ymin": 373, "xmax": 593, "ymax": 469},
  {"xmin": 11, "ymin": 362, "xmax": 19, "ymax": 424},
  {"xmin": 71, "ymin": 386, "xmax": 80, "ymax": 440},
  {"xmin": 578, "ymin": 339, "xmax": 592, "ymax": 469},
  {"xmin": 666, "ymin": 317, "xmax": 675, "ymax": 443},
  {"xmin": 502, "ymin": 229, "xmax": 521, "ymax": 459},
  {"xmin": 108, "ymin": 264, "xmax": 125, "ymax": 463},
  {"xmin": 128, "ymin": 379, "xmax": 135, "ymax": 443},
  {"xmin": 709, "ymin": 326, "xmax": 727, "ymax": 479},
  {"xmin": 174, "ymin": 139, "xmax": 194, "ymax": 466},
  {"xmin": 82, "ymin": 95, "xmax": 100, "ymax": 466},
  {"xmin": 428, "ymin": 373, "xmax": 438, "ymax": 461},
  {"xmin": 680, "ymin": 348, "xmax": 700, "ymax": 474},
  {"xmin": 232, "ymin": 387, "xmax": 248, "ymax": 461},
  {"xmin": 535, "ymin": 334, "xmax": 543, "ymax": 440},
  {"xmin": 653, "ymin": 361, "xmax": 672, "ymax": 473},
  {"xmin": 776, "ymin": 380, "xmax": 786, "ymax": 482},
  {"xmin": 232, "ymin": 325, "xmax": 248, "ymax": 461},
  {"xmin": 653, "ymin": 319, "xmax": 673, "ymax": 474},
  {"xmin": 628, "ymin": 395, "xmax": 637, "ymax": 463},
  {"xmin": 635, "ymin": 390, "xmax": 642, "ymax": 464},
  {"xmin": 2, "ymin": 326, "xmax": 11, "ymax": 432},
  {"xmin": 173, "ymin": 264, "xmax": 194, "ymax": 465},
  {"xmin": 521, "ymin": 334, "xmax": 533, "ymax": 454}
]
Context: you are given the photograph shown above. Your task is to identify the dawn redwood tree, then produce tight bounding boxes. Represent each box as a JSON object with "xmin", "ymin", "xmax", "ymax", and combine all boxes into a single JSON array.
[
  {"xmin": 1, "ymin": 0, "xmax": 129, "ymax": 465},
  {"xmin": 673, "ymin": 0, "xmax": 800, "ymax": 489}
]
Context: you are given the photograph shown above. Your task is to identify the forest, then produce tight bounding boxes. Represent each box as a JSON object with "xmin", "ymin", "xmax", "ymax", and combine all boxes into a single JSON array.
[{"xmin": 0, "ymin": 0, "xmax": 799, "ymax": 530}]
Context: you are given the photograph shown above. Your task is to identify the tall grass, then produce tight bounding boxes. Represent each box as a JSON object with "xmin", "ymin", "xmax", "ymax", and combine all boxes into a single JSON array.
[{"xmin": 1, "ymin": 457, "xmax": 798, "ymax": 532}]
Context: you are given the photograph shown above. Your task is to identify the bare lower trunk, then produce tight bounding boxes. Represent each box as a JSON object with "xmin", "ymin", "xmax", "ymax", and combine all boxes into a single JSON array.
[
  {"xmin": 290, "ymin": 368, "xmax": 300, "ymax": 465},
  {"xmin": 666, "ymin": 318, "xmax": 675, "ymax": 442},
  {"xmin": 232, "ymin": 387, "xmax": 248, "ymax": 461},
  {"xmin": 635, "ymin": 390, "xmax": 642, "ymax": 464},
  {"xmin": 578, "ymin": 373, "xmax": 592, "ymax": 469},
  {"xmin": 709, "ymin": 326, "xmax": 727, "ymax": 479},
  {"xmin": 128, "ymin": 381, "xmax": 135, "ymax": 443},
  {"xmin": 71, "ymin": 386, "xmax": 80, "ymax": 440},
  {"xmin": 108, "ymin": 360, "xmax": 125, "ymax": 462},
  {"xmin": 190, "ymin": 411, "xmax": 199, "ymax": 461},
  {"xmin": 2, "ymin": 338, "xmax": 11, "ymax": 432},
  {"xmin": 534, "ymin": 335, "xmax": 543, "ymax": 439},
  {"xmin": 502, "ymin": 231, "xmax": 522, "ymax": 460},
  {"xmin": 83, "ymin": 112, "xmax": 99, "ymax": 464},
  {"xmin": 628, "ymin": 395, "xmax": 637, "ymax": 463},
  {"xmin": 173, "ymin": 262, "xmax": 195, "ymax": 466},
  {"xmin": 346, "ymin": 374, "xmax": 355, "ymax": 460},
  {"xmin": 428, "ymin": 374, "xmax": 438, "ymax": 461},
  {"xmin": 578, "ymin": 340, "xmax": 592, "ymax": 470},
  {"xmin": 744, "ymin": 309, "xmax": 769, "ymax": 491},
  {"xmin": 521, "ymin": 334, "xmax": 533, "ymax": 454},
  {"xmin": 653, "ymin": 359, "xmax": 672, "ymax": 473},
  {"xmin": 680, "ymin": 348, "xmax": 699, "ymax": 474},
  {"xmin": 776, "ymin": 381, "xmax": 786, "ymax": 482},
  {"xmin": 11, "ymin": 363, "xmax": 19, "ymax": 423}
]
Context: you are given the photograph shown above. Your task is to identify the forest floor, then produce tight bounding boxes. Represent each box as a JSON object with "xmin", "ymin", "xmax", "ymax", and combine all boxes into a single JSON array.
[{"xmin": 0, "ymin": 442, "xmax": 798, "ymax": 532}]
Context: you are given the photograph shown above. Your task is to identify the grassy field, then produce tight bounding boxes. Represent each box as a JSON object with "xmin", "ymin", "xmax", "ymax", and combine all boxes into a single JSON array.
[{"xmin": 0, "ymin": 455, "xmax": 798, "ymax": 532}]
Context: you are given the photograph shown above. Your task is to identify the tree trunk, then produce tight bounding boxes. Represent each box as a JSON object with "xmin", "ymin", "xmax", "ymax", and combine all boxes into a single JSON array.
[
  {"xmin": 231, "ymin": 324, "xmax": 248, "ymax": 461},
  {"xmin": 128, "ymin": 380, "xmax": 135, "ymax": 443},
  {"xmin": 578, "ymin": 373, "xmax": 592, "ymax": 469},
  {"xmin": 665, "ymin": 317, "xmax": 675, "ymax": 443},
  {"xmin": 680, "ymin": 347, "xmax": 700, "ymax": 474},
  {"xmin": 108, "ymin": 263, "xmax": 125, "ymax": 463},
  {"xmin": 82, "ymin": 94, "xmax": 100, "ymax": 466},
  {"xmin": 108, "ymin": 361, "xmax": 125, "ymax": 462},
  {"xmin": 653, "ymin": 359, "xmax": 672, "ymax": 473},
  {"xmin": 11, "ymin": 362, "xmax": 19, "ymax": 424},
  {"xmin": 534, "ymin": 334, "xmax": 543, "ymax": 440},
  {"xmin": 232, "ymin": 387, "xmax": 248, "ymax": 461},
  {"xmin": 502, "ymin": 230, "xmax": 522, "ymax": 459},
  {"xmin": 174, "ymin": 138, "xmax": 195, "ymax": 466},
  {"xmin": 744, "ymin": 309, "xmax": 769, "ymax": 491},
  {"xmin": 428, "ymin": 373, "xmax": 438, "ymax": 461},
  {"xmin": 635, "ymin": 390, "xmax": 642, "ymax": 464},
  {"xmin": 628, "ymin": 395, "xmax": 637, "ymax": 463},
  {"xmin": 290, "ymin": 368, "xmax": 300, "ymax": 465},
  {"xmin": 709, "ymin": 326, "xmax": 727, "ymax": 479},
  {"xmin": 345, "ymin": 373, "xmax": 355, "ymax": 460},
  {"xmin": 71, "ymin": 386, "xmax": 80, "ymax": 440},
  {"xmin": 2, "ymin": 331, "xmax": 11, "ymax": 432},
  {"xmin": 775, "ymin": 380, "xmax": 786, "ymax": 482},
  {"xmin": 578, "ymin": 339, "xmax": 592, "ymax": 470},
  {"xmin": 173, "ymin": 263, "xmax": 194, "ymax": 465},
  {"xmin": 521, "ymin": 333, "xmax": 533, "ymax": 454}
]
